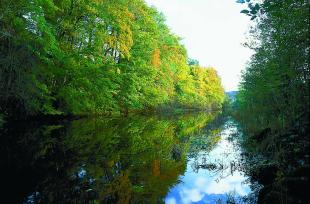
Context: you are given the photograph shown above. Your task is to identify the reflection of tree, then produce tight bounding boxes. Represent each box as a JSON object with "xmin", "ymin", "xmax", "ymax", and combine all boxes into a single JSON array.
[
  {"xmin": 191, "ymin": 152, "xmax": 244, "ymax": 182},
  {"xmin": 188, "ymin": 114, "xmax": 227, "ymax": 158},
  {"xmin": 0, "ymin": 112, "xmax": 220, "ymax": 203},
  {"xmin": 188, "ymin": 117, "xmax": 247, "ymax": 184}
]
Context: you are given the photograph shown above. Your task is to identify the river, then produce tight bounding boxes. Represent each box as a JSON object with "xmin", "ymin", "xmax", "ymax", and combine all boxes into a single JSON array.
[{"xmin": 0, "ymin": 112, "xmax": 253, "ymax": 204}]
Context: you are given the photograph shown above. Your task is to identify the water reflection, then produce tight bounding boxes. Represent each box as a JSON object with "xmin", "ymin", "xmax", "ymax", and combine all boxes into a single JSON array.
[
  {"xmin": 0, "ymin": 113, "xmax": 251, "ymax": 203},
  {"xmin": 165, "ymin": 120, "xmax": 251, "ymax": 204}
]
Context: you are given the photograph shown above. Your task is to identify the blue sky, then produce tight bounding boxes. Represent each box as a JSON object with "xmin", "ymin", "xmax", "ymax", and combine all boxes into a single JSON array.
[{"xmin": 145, "ymin": 0, "xmax": 253, "ymax": 91}]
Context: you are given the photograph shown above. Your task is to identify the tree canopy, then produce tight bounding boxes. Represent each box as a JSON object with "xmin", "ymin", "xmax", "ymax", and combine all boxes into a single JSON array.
[
  {"xmin": 0, "ymin": 0, "xmax": 225, "ymax": 118},
  {"xmin": 235, "ymin": 1, "xmax": 309, "ymax": 202},
  {"xmin": 236, "ymin": 0, "xmax": 309, "ymax": 134}
]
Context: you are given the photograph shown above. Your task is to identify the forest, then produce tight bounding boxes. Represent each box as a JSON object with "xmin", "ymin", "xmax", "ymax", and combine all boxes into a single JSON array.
[
  {"xmin": 234, "ymin": 0, "xmax": 309, "ymax": 203},
  {"xmin": 0, "ymin": 0, "xmax": 224, "ymax": 119},
  {"xmin": 0, "ymin": 0, "xmax": 309, "ymax": 203}
]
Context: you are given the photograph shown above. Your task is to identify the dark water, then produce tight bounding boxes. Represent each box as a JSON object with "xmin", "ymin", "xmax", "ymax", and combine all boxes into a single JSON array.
[{"xmin": 0, "ymin": 112, "xmax": 252, "ymax": 204}]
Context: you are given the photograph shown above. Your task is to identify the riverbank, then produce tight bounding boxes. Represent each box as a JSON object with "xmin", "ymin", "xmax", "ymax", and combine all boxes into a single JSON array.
[
  {"xmin": 236, "ymin": 113, "xmax": 309, "ymax": 204},
  {"xmin": 1, "ymin": 103, "xmax": 223, "ymax": 125}
]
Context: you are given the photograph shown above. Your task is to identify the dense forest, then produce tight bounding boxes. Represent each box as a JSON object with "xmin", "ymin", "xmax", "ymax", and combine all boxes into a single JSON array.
[
  {"xmin": 1, "ymin": 0, "xmax": 309, "ymax": 203},
  {"xmin": 234, "ymin": 0, "xmax": 309, "ymax": 203},
  {"xmin": 0, "ymin": 0, "xmax": 225, "ymax": 119}
]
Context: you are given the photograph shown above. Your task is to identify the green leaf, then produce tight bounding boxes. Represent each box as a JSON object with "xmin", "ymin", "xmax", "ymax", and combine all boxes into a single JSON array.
[{"xmin": 240, "ymin": 10, "xmax": 250, "ymax": 14}]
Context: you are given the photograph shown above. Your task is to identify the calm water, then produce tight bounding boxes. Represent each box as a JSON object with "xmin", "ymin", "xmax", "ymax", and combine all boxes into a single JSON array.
[
  {"xmin": 165, "ymin": 120, "xmax": 250, "ymax": 204},
  {"xmin": 0, "ymin": 112, "xmax": 251, "ymax": 204}
]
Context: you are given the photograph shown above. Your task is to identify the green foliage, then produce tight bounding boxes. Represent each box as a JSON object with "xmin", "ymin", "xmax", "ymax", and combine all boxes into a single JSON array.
[
  {"xmin": 0, "ymin": 112, "xmax": 221, "ymax": 203},
  {"xmin": 0, "ymin": 0, "xmax": 225, "ymax": 118},
  {"xmin": 235, "ymin": 1, "xmax": 309, "ymax": 203},
  {"xmin": 236, "ymin": 0, "xmax": 309, "ymax": 135}
]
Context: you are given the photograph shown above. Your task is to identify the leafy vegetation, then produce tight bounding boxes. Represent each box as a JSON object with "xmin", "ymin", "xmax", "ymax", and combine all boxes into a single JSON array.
[
  {"xmin": 0, "ymin": 112, "xmax": 223, "ymax": 203},
  {"xmin": 2, "ymin": 0, "xmax": 309, "ymax": 203},
  {"xmin": 0, "ymin": 0, "xmax": 224, "ymax": 118},
  {"xmin": 235, "ymin": 0, "xmax": 309, "ymax": 203}
]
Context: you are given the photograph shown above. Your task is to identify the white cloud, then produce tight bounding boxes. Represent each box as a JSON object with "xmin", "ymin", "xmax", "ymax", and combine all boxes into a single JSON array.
[
  {"xmin": 203, "ymin": 173, "xmax": 249, "ymax": 196},
  {"xmin": 195, "ymin": 176, "xmax": 208, "ymax": 188},
  {"xmin": 180, "ymin": 188, "xmax": 204, "ymax": 203}
]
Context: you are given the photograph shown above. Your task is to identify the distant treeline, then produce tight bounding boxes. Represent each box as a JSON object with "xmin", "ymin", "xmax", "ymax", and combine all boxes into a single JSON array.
[
  {"xmin": 235, "ymin": 0, "xmax": 309, "ymax": 203},
  {"xmin": 0, "ymin": 0, "xmax": 225, "ymax": 118}
]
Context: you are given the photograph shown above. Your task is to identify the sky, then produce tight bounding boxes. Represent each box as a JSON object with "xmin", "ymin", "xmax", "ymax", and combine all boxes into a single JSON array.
[{"xmin": 145, "ymin": 0, "xmax": 253, "ymax": 91}]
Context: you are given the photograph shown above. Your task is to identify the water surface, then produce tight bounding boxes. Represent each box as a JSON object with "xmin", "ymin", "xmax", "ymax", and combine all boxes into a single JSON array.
[
  {"xmin": 165, "ymin": 120, "xmax": 251, "ymax": 204},
  {"xmin": 0, "ymin": 113, "xmax": 251, "ymax": 203}
]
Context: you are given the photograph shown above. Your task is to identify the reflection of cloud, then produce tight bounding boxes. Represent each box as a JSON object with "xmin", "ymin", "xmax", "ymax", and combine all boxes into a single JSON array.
[
  {"xmin": 180, "ymin": 188, "xmax": 204, "ymax": 203},
  {"xmin": 164, "ymin": 122, "xmax": 251, "ymax": 203},
  {"xmin": 165, "ymin": 170, "xmax": 250, "ymax": 203},
  {"xmin": 165, "ymin": 197, "xmax": 177, "ymax": 204},
  {"xmin": 204, "ymin": 173, "xmax": 249, "ymax": 196},
  {"xmin": 165, "ymin": 168, "xmax": 250, "ymax": 203},
  {"xmin": 195, "ymin": 177, "xmax": 207, "ymax": 188}
]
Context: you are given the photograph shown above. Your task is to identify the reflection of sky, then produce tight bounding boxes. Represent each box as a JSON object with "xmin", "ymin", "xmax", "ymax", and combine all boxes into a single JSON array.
[{"xmin": 165, "ymin": 122, "xmax": 251, "ymax": 204}]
